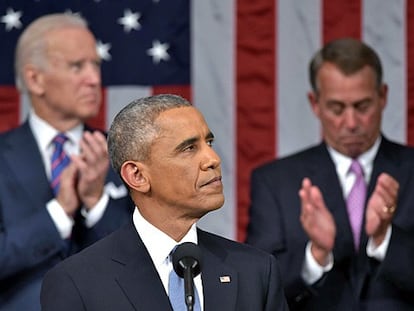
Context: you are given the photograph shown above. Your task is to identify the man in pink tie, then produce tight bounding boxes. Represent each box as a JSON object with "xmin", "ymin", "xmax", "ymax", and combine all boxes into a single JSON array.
[
  {"xmin": 0, "ymin": 13, "xmax": 134, "ymax": 310},
  {"xmin": 246, "ymin": 38, "xmax": 414, "ymax": 310}
]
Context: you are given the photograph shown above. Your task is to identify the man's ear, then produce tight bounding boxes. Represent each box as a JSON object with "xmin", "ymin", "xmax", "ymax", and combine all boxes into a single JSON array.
[
  {"xmin": 120, "ymin": 161, "xmax": 150, "ymax": 193},
  {"xmin": 308, "ymin": 91, "xmax": 321, "ymax": 118},
  {"xmin": 24, "ymin": 64, "xmax": 45, "ymax": 95}
]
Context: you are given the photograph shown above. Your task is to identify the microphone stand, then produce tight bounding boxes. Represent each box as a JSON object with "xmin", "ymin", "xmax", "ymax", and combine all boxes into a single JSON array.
[
  {"xmin": 172, "ymin": 242, "xmax": 202, "ymax": 311},
  {"xmin": 183, "ymin": 263, "xmax": 196, "ymax": 311}
]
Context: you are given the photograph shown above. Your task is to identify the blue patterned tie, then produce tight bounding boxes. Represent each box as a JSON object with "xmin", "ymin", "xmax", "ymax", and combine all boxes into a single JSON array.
[
  {"xmin": 168, "ymin": 255, "xmax": 201, "ymax": 311},
  {"xmin": 50, "ymin": 133, "xmax": 71, "ymax": 196}
]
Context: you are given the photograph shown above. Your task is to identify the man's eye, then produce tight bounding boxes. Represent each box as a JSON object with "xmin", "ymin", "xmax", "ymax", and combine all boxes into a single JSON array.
[
  {"xmin": 183, "ymin": 145, "xmax": 195, "ymax": 152},
  {"xmin": 330, "ymin": 104, "xmax": 344, "ymax": 115},
  {"xmin": 70, "ymin": 61, "xmax": 83, "ymax": 71},
  {"xmin": 207, "ymin": 139, "xmax": 214, "ymax": 147},
  {"xmin": 355, "ymin": 102, "xmax": 370, "ymax": 113}
]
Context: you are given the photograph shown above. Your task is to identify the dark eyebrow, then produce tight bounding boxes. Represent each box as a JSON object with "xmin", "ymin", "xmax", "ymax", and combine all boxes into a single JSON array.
[
  {"xmin": 175, "ymin": 137, "xmax": 198, "ymax": 152},
  {"xmin": 174, "ymin": 131, "xmax": 215, "ymax": 152},
  {"xmin": 206, "ymin": 131, "xmax": 214, "ymax": 140}
]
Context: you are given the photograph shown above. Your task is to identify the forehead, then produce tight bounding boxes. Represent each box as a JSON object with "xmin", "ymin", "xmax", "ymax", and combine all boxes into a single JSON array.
[
  {"xmin": 46, "ymin": 27, "xmax": 98, "ymax": 59},
  {"xmin": 157, "ymin": 106, "xmax": 207, "ymax": 128},
  {"xmin": 317, "ymin": 63, "xmax": 378, "ymax": 97},
  {"xmin": 318, "ymin": 63, "xmax": 376, "ymax": 86},
  {"xmin": 156, "ymin": 106, "xmax": 209, "ymax": 137}
]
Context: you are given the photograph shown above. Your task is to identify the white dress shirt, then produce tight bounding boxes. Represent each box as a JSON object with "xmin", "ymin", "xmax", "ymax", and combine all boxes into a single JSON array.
[
  {"xmin": 133, "ymin": 208, "xmax": 204, "ymax": 310},
  {"xmin": 302, "ymin": 137, "xmax": 392, "ymax": 284}
]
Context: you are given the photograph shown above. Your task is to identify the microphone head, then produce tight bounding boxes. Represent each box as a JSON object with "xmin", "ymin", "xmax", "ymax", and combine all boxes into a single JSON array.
[{"xmin": 172, "ymin": 242, "xmax": 202, "ymax": 278}]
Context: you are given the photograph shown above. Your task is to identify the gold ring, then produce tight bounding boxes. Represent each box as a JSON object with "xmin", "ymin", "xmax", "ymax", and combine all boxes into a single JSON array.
[{"xmin": 382, "ymin": 205, "xmax": 396, "ymax": 214}]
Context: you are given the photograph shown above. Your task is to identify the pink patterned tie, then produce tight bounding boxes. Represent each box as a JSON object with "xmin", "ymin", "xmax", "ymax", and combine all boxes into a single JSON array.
[{"xmin": 346, "ymin": 160, "xmax": 366, "ymax": 250}]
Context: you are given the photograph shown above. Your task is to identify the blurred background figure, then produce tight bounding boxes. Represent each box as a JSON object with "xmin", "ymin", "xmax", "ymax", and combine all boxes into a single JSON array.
[
  {"xmin": 246, "ymin": 38, "xmax": 414, "ymax": 310},
  {"xmin": 0, "ymin": 13, "xmax": 134, "ymax": 310}
]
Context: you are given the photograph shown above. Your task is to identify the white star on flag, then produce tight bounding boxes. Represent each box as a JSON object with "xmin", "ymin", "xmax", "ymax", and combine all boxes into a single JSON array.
[
  {"xmin": 147, "ymin": 40, "xmax": 170, "ymax": 64},
  {"xmin": 96, "ymin": 40, "xmax": 112, "ymax": 61},
  {"xmin": 1, "ymin": 8, "xmax": 23, "ymax": 31},
  {"xmin": 118, "ymin": 9, "xmax": 141, "ymax": 32}
]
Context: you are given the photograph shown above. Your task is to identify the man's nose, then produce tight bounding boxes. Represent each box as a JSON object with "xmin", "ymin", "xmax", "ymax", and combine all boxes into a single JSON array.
[{"xmin": 201, "ymin": 146, "xmax": 221, "ymax": 170}]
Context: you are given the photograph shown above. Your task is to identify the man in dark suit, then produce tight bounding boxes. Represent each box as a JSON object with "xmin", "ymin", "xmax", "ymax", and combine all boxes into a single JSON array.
[
  {"xmin": 40, "ymin": 94, "xmax": 289, "ymax": 311},
  {"xmin": 0, "ymin": 14, "xmax": 134, "ymax": 310},
  {"xmin": 246, "ymin": 38, "xmax": 414, "ymax": 310}
]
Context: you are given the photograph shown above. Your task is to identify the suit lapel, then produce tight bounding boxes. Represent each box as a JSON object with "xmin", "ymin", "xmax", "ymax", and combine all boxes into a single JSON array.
[
  {"xmin": 198, "ymin": 231, "xmax": 237, "ymax": 311},
  {"xmin": 354, "ymin": 137, "xmax": 407, "ymax": 296},
  {"xmin": 2, "ymin": 122, "xmax": 53, "ymax": 204},
  {"xmin": 307, "ymin": 144, "xmax": 355, "ymax": 259},
  {"xmin": 369, "ymin": 138, "xmax": 405, "ymax": 193},
  {"xmin": 112, "ymin": 223, "xmax": 173, "ymax": 311}
]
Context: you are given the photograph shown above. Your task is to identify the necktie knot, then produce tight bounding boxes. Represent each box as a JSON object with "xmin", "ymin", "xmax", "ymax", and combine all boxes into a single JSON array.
[
  {"xmin": 52, "ymin": 133, "xmax": 69, "ymax": 147},
  {"xmin": 349, "ymin": 159, "xmax": 364, "ymax": 177}
]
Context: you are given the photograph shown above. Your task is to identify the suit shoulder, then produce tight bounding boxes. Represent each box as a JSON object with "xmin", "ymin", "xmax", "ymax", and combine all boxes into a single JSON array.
[
  {"xmin": 384, "ymin": 138, "xmax": 414, "ymax": 154},
  {"xmin": 0, "ymin": 124, "xmax": 27, "ymax": 146},
  {"xmin": 380, "ymin": 138, "xmax": 414, "ymax": 166},
  {"xmin": 198, "ymin": 229, "xmax": 275, "ymax": 261},
  {"xmin": 54, "ymin": 225, "xmax": 125, "ymax": 271},
  {"xmin": 252, "ymin": 144, "xmax": 325, "ymax": 176}
]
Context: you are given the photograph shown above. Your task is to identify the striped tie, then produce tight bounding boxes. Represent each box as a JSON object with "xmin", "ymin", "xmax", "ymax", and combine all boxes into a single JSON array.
[{"xmin": 50, "ymin": 133, "xmax": 71, "ymax": 196}]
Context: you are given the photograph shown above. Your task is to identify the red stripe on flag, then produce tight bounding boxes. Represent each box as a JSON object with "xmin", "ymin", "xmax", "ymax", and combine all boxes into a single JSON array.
[
  {"xmin": 86, "ymin": 88, "xmax": 107, "ymax": 131},
  {"xmin": 323, "ymin": 0, "xmax": 361, "ymax": 43},
  {"xmin": 236, "ymin": 0, "xmax": 276, "ymax": 241},
  {"xmin": 0, "ymin": 86, "xmax": 20, "ymax": 133},
  {"xmin": 407, "ymin": 1, "xmax": 414, "ymax": 146},
  {"xmin": 152, "ymin": 85, "xmax": 192, "ymax": 102}
]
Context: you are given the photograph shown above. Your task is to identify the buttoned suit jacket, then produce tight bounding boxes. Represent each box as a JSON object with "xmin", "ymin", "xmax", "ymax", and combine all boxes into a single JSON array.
[
  {"xmin": 0, "ymin": 121, "xmax": 134, "ymax": 311},
  {"xmin": 40, "ymin": 222, "xmax": 289, "ymax": 311},
  {"xmin": 246, "ymin": 137, "xmax": 414, "ymax": 311}
]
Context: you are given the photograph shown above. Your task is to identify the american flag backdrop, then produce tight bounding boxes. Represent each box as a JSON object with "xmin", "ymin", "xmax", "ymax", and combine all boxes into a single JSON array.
[{"xmin": 1, "ymin": 0, "xmax": 414, "ymax": 241}]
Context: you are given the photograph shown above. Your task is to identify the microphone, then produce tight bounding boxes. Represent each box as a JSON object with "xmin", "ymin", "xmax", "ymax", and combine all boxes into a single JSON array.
[{"xmin": 172, "ymin": 242, "xmax": 203, "ymax": 311}]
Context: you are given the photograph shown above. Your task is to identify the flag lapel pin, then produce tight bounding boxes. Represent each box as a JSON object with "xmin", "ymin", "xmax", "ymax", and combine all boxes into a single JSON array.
[{"xmin": 219, "ymin": 276, "xmax": 231, "ymax": 283}]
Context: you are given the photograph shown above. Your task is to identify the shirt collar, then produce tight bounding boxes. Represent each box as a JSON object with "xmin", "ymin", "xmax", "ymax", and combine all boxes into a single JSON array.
[
  {"xmin": 29, "ymin": 110, "xmax": 84, "ymax": 151},
  {"xmin": 132, "ymin": 207, "xmax": 198, "ymax": 267},
  {"xmin": 328, "ymin": 136, "xmax": 381, "ymax": 180}
]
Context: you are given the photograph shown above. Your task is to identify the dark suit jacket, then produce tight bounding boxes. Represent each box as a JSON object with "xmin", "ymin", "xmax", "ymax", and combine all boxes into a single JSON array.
[
  {"xmin": 0, "ymin": 121, "xmax": 134, "ymax": 311},
  {"xmin": 40, "ymin": 222, "xmax": 288, "ymax": 311},
  {"xmin": 246, "ymin": 137, "xmax": 414, "ymax": 311}
]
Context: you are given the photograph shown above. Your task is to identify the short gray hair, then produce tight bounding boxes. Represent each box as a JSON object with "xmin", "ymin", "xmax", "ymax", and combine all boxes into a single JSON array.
[
  {"xmin": 15, "ymin": 13, "xmax": 88, "ymax": 92},
  {"xmin": 309, "ymin": 37, "xmax": 383, "ymax": 94},
  {"xmin": 108, "ymin": 94, "xmax": 192, "ymax": 173}
]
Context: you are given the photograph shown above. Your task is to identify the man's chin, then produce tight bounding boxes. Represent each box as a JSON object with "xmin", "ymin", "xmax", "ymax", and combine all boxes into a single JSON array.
[
  {"xmin": 344, "ymin": 144, "xmax": 365, "ymax": 158},
  {"xmin": 202, "ymin": 196, "xmax": 225, "ymax": 215},
  {"xmin": 80, "ymin": 106, "xmax": 101, "ymax": 120}
]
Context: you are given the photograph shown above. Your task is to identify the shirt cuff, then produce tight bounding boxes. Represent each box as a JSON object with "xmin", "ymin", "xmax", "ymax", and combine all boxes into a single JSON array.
[
  {"xmin": 301, "ymin": 242, "xmax": 334, "ymax": 285},
  {"xmin": 46, "ymin": 199, "xmax": 74, "ymax": 239},
  {"xmin": 80, "ymin": 193, "xmax": 109, "ymax": 228},
  {"xmin": 366, "ymin": 225, "xmax": 392, "ymax": 261}
]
